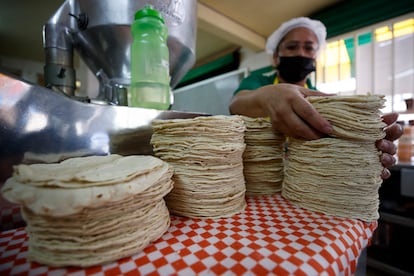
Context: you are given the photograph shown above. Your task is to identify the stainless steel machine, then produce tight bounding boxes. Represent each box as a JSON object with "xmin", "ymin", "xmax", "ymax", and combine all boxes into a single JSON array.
[
  {"xmin": 44, "ymin": 0, "xmax": 197, "ymax": 104},
  {"xmin": 0, "ymin": 0, "xmax": 204, "ymax": 183}
]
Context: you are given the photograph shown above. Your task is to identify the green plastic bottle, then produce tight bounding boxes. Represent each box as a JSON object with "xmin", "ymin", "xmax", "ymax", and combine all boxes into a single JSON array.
[{"xmin": 129, "ymin": 5, "xmax": 170, "ymax": 109}]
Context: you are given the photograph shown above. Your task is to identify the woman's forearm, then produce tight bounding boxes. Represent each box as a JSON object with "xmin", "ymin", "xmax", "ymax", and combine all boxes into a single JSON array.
[{"xmin": 229, "ymin": 87, "xmax": 270, "ymax": 118}]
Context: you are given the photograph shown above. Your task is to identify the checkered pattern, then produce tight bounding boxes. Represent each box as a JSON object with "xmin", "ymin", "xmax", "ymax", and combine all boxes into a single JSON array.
[
  {"xmin": 0, "ymin": 203, "xmax": 25, "ymax": 231},
  {"xmin": 0, "ymin": 193, "xmax": 377, "ymax": 275}
]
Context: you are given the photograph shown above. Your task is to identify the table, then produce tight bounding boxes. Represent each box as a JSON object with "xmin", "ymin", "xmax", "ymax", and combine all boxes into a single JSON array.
[
  {"xmin": 0, "ymin": 202, "xmax": 23, "ymax": 231},
  {"xmin": 0, "ymin": 193, "xmax": 377, "ymax": 275}
]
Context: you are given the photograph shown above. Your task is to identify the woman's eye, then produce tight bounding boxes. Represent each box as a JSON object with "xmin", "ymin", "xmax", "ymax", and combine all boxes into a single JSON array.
[
  {"xmin": 305, "ymin": 46, "xmax": 316, "ymax": 52},
  {"xmin": 286, "ymin": 45, "xmax": 298, "ymax": 50}
]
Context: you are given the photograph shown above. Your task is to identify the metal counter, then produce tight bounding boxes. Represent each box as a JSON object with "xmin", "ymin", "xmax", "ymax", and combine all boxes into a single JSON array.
[{"xmin": 0, "ymin": 72, "xmax": 206, "ymax": 182}]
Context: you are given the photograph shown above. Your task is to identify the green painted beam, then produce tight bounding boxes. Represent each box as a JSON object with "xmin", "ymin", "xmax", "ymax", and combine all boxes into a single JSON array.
[{"xmin": 311, "ymin": 0, "xmax": 414, "ymax": 38}]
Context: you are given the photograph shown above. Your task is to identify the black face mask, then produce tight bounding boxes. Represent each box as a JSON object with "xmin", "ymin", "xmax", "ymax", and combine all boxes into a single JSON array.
[{"xmin": 276, "ymin": 56, "xmax": 316, "ymax": 83}]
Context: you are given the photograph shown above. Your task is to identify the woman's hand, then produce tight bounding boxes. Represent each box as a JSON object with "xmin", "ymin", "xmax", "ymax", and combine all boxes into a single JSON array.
[
  {"xmin": 231, "ymin": 86, "xmax": 403, "ymax": 179},
  {"xmin": 262, "ymin": 84, "xmax": 334, "ymax": 139},
  {"xmin": 230, "ymin": 83, "xmax": 333, "ymax": 140},
  {"xmin": 376, "ymin": 112, "xmax": 403, "ymax": 179}
]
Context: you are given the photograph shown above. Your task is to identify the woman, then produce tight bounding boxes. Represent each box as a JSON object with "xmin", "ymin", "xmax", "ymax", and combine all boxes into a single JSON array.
[{"xmin": 229, "ymin": 17, "xmax": 402, "ymax": 179}]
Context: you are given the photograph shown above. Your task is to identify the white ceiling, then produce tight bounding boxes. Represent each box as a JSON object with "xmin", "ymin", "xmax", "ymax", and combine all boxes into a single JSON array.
[{"xmin": 0, "ymin": 0, "xmax": 339, "ymax": 66}]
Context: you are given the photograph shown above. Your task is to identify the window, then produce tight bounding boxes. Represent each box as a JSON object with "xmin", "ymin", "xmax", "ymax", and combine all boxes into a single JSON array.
[{"xmin": 316, "ymin": 14, "xmax": 414, "ymax": 116}]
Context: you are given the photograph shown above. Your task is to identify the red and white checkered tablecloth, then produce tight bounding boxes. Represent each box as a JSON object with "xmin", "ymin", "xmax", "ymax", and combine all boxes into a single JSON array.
[
  {"xmin": 0, "ymin": 203, "xmax": 24, "ymax": 232},
  {"xmin": 0, "ymin": 193, "xmax": 377, "ymax": 276}
]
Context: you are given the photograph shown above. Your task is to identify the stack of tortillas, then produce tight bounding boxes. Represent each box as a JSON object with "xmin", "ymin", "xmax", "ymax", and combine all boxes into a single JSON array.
[
  {"xmin": 1, "ymin": 154, "xmax": 173, "ymax": 267},
  {"xmin": 151, "ymin": 115, "xmax": 247, "ymax": 218},
  {"xmin": 282, "ymin": 94, "xmax": 387, "ymax": 222},
  {"xmin": 241, "ymin": 116, "xmax": 286, "ymax": 195}
]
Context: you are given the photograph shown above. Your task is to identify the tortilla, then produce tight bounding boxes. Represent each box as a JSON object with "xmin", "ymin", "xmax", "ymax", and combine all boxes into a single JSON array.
[
  {"xmin": 151, "ymin": 115, "xmax": 247, "ymax": 218},
  {"xmin": 1, "ymin": 154, "xmax": 173, "ymax": 267},
  {"xmin": 282, "ymin": 94, "xmax": 386, "ymax": 222},
  {"xmin": 241, "ymin": 116, "xmax": 286, "ymax": 195}
]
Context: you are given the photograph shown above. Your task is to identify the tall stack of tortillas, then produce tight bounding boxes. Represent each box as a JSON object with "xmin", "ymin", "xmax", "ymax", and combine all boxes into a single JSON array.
[
  {"xmin": 241, "ymin": 116, "xmax": 285, "ymax": 195},
  {"xmin": 1, "ymin": 154, "xmax": 173, "ymax": 267},
  {"xmin": 282, "ymin": 95, "xmax": 387, "ymax": 222},
  {"xmin": 151, "ymin": 115, "xmax": 247, "ymax": 218}
]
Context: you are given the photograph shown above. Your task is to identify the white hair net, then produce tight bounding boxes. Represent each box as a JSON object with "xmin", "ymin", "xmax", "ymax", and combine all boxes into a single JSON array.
[{"xmin": 265, "ymin": 17, "xmax": 327, "ymax": 55}]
